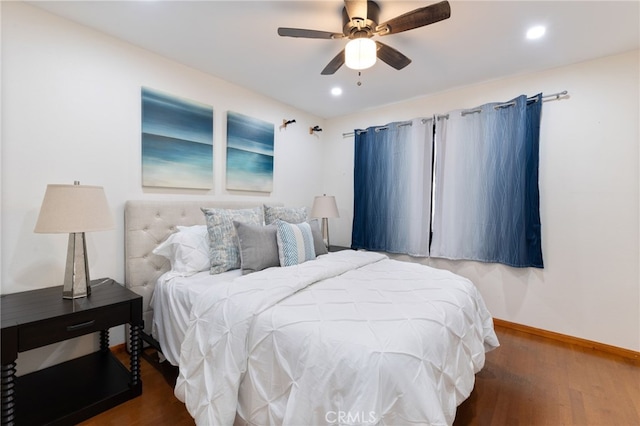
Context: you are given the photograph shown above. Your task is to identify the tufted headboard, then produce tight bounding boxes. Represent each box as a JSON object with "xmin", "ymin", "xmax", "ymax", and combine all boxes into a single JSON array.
[{"xmin": 124, "ymin": 199, "xmax": 273, "ymax": 336}]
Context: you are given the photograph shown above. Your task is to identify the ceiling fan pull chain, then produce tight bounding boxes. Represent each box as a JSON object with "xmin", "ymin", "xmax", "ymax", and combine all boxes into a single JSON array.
[{"xmin": 357, "ymin": 71, "xmax": 362, "ymax": 86}]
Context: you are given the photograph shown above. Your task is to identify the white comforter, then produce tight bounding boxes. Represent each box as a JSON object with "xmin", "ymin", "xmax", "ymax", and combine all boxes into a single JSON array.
[
  {"xmin": 152, "ymin": 269, "xmax": 242, "ymax": 366},
  {"xmin": 175, "ymin": 250, "xmax": 499, "ymax": 426}
]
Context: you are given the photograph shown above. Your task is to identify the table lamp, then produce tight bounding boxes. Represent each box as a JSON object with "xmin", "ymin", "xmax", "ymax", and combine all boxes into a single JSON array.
[
  {"xmin": 34, "ymin": 182, "xmax": 115, "ymax": 299},
  {"xmin": 310, "ymin": 195, "xmax": 339, "ymax": 250}
]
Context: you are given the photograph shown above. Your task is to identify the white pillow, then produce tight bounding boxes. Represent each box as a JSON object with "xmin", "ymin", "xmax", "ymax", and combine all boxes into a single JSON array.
[{"xmin": 152, "ymin": 225, "xmax": 210, "ymax": 276}]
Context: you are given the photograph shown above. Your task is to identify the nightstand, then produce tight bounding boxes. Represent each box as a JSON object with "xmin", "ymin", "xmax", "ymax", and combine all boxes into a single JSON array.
[{"xmin": 1, "ymin": 278, "xmax": 142, "ymax": 425}]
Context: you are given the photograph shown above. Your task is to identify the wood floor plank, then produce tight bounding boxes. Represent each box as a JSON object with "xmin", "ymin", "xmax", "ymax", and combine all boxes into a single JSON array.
[{"xmin": 82, "ymin": 324, "xmax": 639, "ymax": 425}]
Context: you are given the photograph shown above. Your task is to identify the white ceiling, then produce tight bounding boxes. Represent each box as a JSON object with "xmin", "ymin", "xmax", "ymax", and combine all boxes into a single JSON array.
[{"xmin": 29, "ymin": 0, "xmax": 640, "ymax": 119}]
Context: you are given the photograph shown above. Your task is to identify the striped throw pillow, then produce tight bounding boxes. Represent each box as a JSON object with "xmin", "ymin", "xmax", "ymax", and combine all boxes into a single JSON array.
[{"xmin": 275, "ymin": 220, "xmax": 316, "ymax": 266}]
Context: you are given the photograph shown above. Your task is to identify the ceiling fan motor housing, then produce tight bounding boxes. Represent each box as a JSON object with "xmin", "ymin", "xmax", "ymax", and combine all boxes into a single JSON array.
[{"xmin": 342, "ymin": 1, "xmax": 380, "ymax": 39}]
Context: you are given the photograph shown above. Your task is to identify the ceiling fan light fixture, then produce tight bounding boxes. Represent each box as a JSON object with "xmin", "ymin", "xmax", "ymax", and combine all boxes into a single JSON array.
[{"xmin": 345, "ymin": 38, "xmax": 377, "ymax": 70}]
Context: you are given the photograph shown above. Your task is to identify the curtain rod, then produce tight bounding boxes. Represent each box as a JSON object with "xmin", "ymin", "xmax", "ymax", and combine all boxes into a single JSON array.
[
  {"xmin": 343, "ymin": 91, "xmax": 570, "ymax": 135},
  {"xmin": 458, "ymin": 90, "xmax": 568, "ymax": 117},
  {"xmin": 342, "ymin": 118, "xmax": 429, "ymax": 138}
]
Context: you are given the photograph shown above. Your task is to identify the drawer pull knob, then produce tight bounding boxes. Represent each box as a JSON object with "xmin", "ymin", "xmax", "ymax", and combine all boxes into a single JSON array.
[{"xmin": 66, "ymin": 320, "xmax": 95, "ymax": 332}]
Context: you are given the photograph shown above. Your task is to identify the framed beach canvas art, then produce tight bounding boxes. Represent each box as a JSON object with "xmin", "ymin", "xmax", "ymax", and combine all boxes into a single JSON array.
[
  {"xmin": 141, "ymin": 87, "xmax": 213, "ymax": 189},
  {"xmin": 226, "ymin": 111, "xmax": 274, "ymax": 192}
]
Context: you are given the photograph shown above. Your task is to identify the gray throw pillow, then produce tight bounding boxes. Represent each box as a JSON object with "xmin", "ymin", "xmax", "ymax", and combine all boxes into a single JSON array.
[
  {"xmin": 234, "ymin": 221, "xmax": 280, "ymax": 275},
  {"xmin": 308, "ymin": 219, "xmax": 328, "ymax": 256}
]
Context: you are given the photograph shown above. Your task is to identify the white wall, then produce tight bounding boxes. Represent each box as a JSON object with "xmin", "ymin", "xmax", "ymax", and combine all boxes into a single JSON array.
[
  {"xmin": 323, "ymin": 50, "xmax": 640, "ymax": 352},
  {"xmin": 1, "ymin": 2, "xmax": 325, "ymax": 373}
]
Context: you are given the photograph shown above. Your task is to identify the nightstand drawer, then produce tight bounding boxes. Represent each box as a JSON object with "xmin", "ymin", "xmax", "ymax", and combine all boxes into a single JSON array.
[{"xmin": 19, "ymin": 303, "xmax": 130, "ymax": 351}]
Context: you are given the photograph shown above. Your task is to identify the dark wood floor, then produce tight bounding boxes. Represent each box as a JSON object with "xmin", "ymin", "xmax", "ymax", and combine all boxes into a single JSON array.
[{"xmin": 82, "ymin": 324, "xmax": 640, "ymax": 425}]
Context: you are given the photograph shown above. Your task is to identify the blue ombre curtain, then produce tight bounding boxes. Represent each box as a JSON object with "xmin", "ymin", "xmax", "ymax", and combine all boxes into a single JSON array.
[
  {"xmin": 431, "ymin": 94, "xmax": 543, "ymax": 267},
  {"xmin": 352, "ymin": 118, "xmax": 433, "ymax": 256}
]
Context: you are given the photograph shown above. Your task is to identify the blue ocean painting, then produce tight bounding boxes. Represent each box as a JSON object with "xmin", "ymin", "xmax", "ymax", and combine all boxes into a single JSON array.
[
  {"xmin": 141, "ymin": 87, "xmax": 213, "ymax": 189},
  {"xmin": 226, "ymin": 111, "xmax": 274, "ymax": 192}
]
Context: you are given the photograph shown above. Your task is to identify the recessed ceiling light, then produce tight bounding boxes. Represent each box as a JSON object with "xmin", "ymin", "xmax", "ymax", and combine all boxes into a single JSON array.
[
  {"xmin": 331, "ymin": 87, "xmax": 343, "ymax": 96},
  {"xmin": 526, "ymin": 25, "xmax": 546, "ymax": 40}
]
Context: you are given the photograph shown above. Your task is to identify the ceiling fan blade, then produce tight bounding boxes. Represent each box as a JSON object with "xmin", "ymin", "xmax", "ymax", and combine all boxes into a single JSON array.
[
  {"xmin": 278, "ymin": 27, "xmax": 344, "ymax": 39},
  {"xmin": 376, "ymin": 0, "xmax": 451, "ymax": 35},
  {"xmin": 344, "ymin": 0, "xmax": 368, "ymax": 22},
  {"xmin": 321, "ymin": 49, "xmax": 346, "ymax": 75},
  {"xmin": 375, "ymin": 41, "xmax": 411, "ymax": 70}
]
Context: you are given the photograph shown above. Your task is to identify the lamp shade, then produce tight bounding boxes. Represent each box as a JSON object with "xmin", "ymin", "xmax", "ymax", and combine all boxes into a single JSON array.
[
  {"xmin": 345, "ymin": 38, "xmax": 377, "ymax": 70},
  {"xmin": 34, "ymin": 183, "xmax": 115, "ymax": 233},
  {"xmin": 311, "ymin": 195, "xmax": 339, "ymax": 219}
]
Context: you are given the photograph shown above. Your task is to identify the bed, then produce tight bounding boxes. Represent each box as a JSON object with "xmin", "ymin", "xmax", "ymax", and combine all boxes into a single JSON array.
[{"xmin": 124, "ymin": 200, "xmax": 499, "ymax": 426}]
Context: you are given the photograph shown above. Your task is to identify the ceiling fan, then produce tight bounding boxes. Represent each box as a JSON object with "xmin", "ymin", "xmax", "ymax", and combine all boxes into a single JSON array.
[{"xmin": 277, "ymin": 0, "xmax": 451, "ymax": 75}]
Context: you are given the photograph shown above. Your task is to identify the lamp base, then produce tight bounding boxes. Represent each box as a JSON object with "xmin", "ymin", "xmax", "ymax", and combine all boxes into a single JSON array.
[
  {"xmin": 63, "ymin": 232, "xmax": 91, "ymax": 299},
  {"xmin": 321, "ymin": 217, "xmax": 331, "ymax": 251}
]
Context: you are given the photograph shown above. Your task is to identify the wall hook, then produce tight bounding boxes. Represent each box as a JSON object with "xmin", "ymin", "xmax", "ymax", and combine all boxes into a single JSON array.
[
  {"xmin": 310, "ymin": 125, "xmax": 322, "ymax": 135},
  {"xmin": 280, "ymin": 119, "xmax": 296, "ymax": 130}
]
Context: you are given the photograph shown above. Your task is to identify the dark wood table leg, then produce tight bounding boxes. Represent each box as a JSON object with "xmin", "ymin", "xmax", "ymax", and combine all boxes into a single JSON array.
[
  {"xmin": 129, "ymin": 323, "xmax": 141, "ymax": 391},
  {"xmin": 100, "ymin": 329, "xmax": 110, "ymax": 353},
  {"xmin": 1, "ymin": 361, "xmax": 16, "ymax": 426},
  {"xmin": 1, "ymin": 326, "xmax": 17, "ymax": 426}
]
